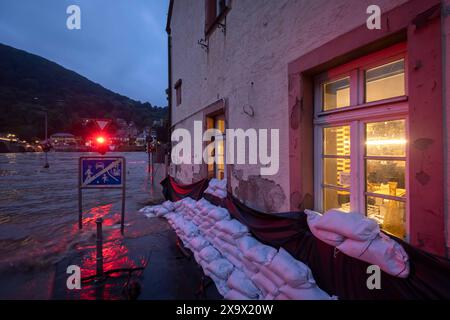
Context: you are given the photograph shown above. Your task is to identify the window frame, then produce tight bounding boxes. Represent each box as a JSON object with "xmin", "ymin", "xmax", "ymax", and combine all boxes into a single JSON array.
[
  {"xmin": 313, "ymin": 43, "xmax": 410, "ymax": 240},
  {"xmin": 174, "ymin": 79, "xmax": 182, "ymax": 106},
  {"xmin": 205, "ymin": 0, "xmax": 231, "ymax": 36}
]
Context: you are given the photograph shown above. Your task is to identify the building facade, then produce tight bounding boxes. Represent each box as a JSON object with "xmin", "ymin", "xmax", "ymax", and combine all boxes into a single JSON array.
[{"xmin": 167, "ymin": 0, "xmax": 450, "ymax": 257}]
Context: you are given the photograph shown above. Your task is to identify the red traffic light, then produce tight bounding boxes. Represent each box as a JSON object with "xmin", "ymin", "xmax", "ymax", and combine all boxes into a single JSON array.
[
  {"xmin": 92, "ymin": 134, "xmax": 109, "ymax": 155},
  {"xmin": 96, "ymin": 136, "xmax": 106, "ymax": 144}
]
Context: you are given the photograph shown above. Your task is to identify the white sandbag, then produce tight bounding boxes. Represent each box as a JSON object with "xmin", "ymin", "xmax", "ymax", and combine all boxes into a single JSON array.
[
  {"xmin": 217, "ymin": 231, "xmax": 236, "ymax": 245},
  {"xmin": 199, "ymin": 246, "xmax": 221, "ymax": 263},
  {"xmin": 241, "ymin": 256, "xmax": 260, "ymax": 273},
  {"xmin": 224, "ymin": 289, "xmax": 251, "ymax": 300},
  {"xmin": 206, "ymin": 258, "xmax": 234, "ymax": 280},
  {"xmin": 279, "ymin": 285, "xmax": 332, "ymax": 300},
  {"xmin": 259, "ymin": 265, "xmax": 286, "ymax": 287},
  {"xmin": 208, "ymin": 207, "xmax": 230, "ymax": 221},
  {"xmin": 315, "ymin": 209, "xmax": 380, "ymax": 241},
  {"xmin": 208, "ymin": 178, "xmax": 220, "ymax": 190},
  {"xmin": 216, "ymin": 219, "xmax": 249, "ymax": 238},
  {"xmin": 181, "ymin": 221, "xmax": 199, "ymax": 238},
  {"xmin": 173, "ymin": 200, "xmax": 183, "ymax": 209},
  {"xmin": 223, "ymin": 251, "xmax": 244, "ymax": 270},
  {"xmin": 267, "ymin": 248, "xmax": 315, "ymax": 288},
  {"xmin": 305, "ymin": 209, "xmax": 345, "ymax": 247},
  {"xmin": 213, "ymin": 189, "xmax": 227, "ymax": 199},
  {"xmin": 195, "ymin": 198, "xmax": 211, "ymax": 209},
  {"xmin": 155, "ymin": 206, "xmax": 170, "ymax": 217},
  {"xmin": 274, "ymin": 293, "xmax": 290, "ymax": 300},
  {"xmin": 199, "ymin": 219, "xmax": 214, "ymax": 231},
  {"xmin": 192, "ymin": 215, "xmax": 203, "ymax": 226},
  {"xmin": 242, "ymin": 243, "xmax": 277, "ymax": 266},
  {"xmin": 162, "ymin": 200, "xmax": 175, "ymax": 211},
  {"xmin": 227, "ymin": 269, "xmax": 260, "ymax": 299},
  {"xmin": 263, "ymin": 293, "xmax": 275, "ymax": 300},
  {"xmin": 251, "ymin": 271, "xmax": 279, "ymax": 296},
  {"xmin": 336, "ymin": 233, "xmax": 409, "ymax": 278},
  {"xmin": 189, "ymin": 236, "xmax": 209, "ymax": 252},
  {"xmin": 216, "ymin": 178, "xmax": 227, "ymax": 191}
]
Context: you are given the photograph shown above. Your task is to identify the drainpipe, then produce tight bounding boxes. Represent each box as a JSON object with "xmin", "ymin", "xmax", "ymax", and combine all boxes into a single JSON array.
[
  {"xmin": 166, "ymin": 2, "xmax": 173, "ymax": 176},
  {"xmin": 441, "ymin": 0, "xmax": 449, "ymax": 258}
]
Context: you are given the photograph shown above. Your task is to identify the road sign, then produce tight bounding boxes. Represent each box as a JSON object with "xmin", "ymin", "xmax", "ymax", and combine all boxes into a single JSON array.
[
  {"xmin": 80, "ymin": 157, "xmax": 124, "ymax": 188},
  {"xmin": 95, "ymin": 119, "xmax": 111, "ymax": 130},
  {"xmin": 78, "ymin": 156, "xmax": 127, "ymax": 233}
]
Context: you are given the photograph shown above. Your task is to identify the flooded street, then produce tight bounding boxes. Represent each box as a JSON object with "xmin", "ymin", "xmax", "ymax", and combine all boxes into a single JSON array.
[{"xmin": 0, "ymin": 152, "xmax": 169, "ymax": 299}]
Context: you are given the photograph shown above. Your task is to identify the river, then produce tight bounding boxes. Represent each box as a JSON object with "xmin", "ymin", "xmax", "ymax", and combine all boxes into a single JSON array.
[{"xmin": 0, "ymin": 152, "xmax": 167, "ymax": 299}]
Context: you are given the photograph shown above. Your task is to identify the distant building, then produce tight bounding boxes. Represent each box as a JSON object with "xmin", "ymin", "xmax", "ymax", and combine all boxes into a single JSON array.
[{"xmin": 50, "ymin": 133, "xmax": 77, "ymax": 145}]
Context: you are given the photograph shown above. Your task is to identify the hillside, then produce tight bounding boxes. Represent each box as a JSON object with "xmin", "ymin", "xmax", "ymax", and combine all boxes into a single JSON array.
[{"xmin": 0, "ymin": 43, "xmax": 167, "ymax": 140}]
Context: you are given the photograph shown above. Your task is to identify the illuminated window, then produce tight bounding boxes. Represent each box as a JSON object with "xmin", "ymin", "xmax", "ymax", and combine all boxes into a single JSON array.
[
  {"xmin": 314, "ymin": 44, "xmax": 408, "ymax": 239},
  {"xmin": 365, "ymin": 59, "xmax": 405, "ymax": 103},
  {"xmin": 323, "ymin": 77, "xmax": 350, "ymax": 111},
  {"xmin": 322, "ymin": 126, "xmax": 351, "ymax": 212},
  {"xmin": 207, "ymin": 113, "xmax": 226, "ymax": 180},
  {"xmin": 365, "ymin": 120, "xmax": 406, "ymax": 238}
]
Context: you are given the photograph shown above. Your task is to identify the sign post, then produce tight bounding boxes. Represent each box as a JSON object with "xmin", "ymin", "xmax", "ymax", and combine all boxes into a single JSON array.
[{"xmin": 78, "ymin": 156, "xmax": 126, "ymax": 234}]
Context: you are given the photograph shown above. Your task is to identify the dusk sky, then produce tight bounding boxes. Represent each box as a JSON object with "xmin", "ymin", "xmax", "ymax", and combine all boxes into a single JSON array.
[{"xmin": 0, "ymin": 0, "xmax": 169, "ymax": 106}]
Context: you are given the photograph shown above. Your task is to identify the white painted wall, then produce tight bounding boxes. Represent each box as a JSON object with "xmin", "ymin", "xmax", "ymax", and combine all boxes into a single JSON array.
[{"xmin": 170, "ymin": 0, "xmax": 407, "ymax": 212}]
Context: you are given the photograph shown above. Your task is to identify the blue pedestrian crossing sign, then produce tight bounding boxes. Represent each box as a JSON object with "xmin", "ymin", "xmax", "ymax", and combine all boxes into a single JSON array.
[{"xmin": 80, "ymin": 156, "xmax": 125, "ymax": 188}]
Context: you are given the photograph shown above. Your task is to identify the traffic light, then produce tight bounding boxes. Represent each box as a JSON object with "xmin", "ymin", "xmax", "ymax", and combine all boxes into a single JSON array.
[{"xmin": 93, "ymin": 134, "xmax": 109, "ymax": 155}]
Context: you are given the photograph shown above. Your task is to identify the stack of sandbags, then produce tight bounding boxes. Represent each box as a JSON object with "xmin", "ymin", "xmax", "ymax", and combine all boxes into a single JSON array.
[
  {"xmin": 204, "ymin": 178, "xmax": 228, "ymax": 199},
  {"xmin": 139, "ymin": 200, "xmax": 175, "ymax": 218},
  {"xmin": 140, "ymin": 196, "xmax": 333, "ymax": 300},
  {"xmin": 305, "ymin": 209, "xmax": 410, "ymax": 278}
]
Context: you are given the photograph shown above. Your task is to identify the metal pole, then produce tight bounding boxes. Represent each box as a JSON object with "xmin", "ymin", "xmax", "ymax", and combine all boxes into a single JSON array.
[
  {"xmin": 96, "ymin": 218, "xmax": 104, "ymax": 278},
  {"xmin": 164, "ymin": 154, "xmax": 169, "ymax": 178},
  {"xmin": 78, "ymin": 158, "xmax": 83, "ymax": 229},
  {"xmin": 121, "ymin": 159, "xmax": 126, "ymax": 235},
  {"xmin": 44, "ymin": 112, "xmax": 49, "ymax": 168},
  {"xmin": 150, "ymin": 152, "xmax": 154, "ymax": 185}
]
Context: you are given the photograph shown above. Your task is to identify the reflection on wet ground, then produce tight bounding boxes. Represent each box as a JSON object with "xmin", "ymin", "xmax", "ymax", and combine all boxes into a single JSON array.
[{"xmin": 0, "ymin": 152, "xmax": 220, "ymax": 299}]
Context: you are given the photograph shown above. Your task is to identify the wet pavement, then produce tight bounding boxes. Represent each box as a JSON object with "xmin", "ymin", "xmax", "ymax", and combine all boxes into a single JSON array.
[{"xmin": 0, "ymin": 152, "xmax": 220, "ymax": 300}]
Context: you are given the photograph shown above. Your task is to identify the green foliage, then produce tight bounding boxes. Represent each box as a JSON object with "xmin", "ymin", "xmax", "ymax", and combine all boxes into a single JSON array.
[{"xmin": 0, "ymin": 43, "xmax": 168, "ymax": 140}]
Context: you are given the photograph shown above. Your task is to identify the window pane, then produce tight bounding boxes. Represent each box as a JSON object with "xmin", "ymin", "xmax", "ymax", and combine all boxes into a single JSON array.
[
  {"xmin": 323, "ymin": 188, "xmax": 350, "ymax": 212},
  {"xmin": 366, "ymin": 120, "xmax": 406, "ymax": 156},
  {"xmin": 367, "ymin": 196, "xmax": 405, "ymax": 239},
  {"xmin": 324, "ymin": 126, "xmax": 350, "ymax": 156},
  {"xmin": 366, "ymin": 160, "xmax": 406, "ymax": 196},
  {"xmin": 365, "ymin": 59, "xmax": 405, "ymax": 102},
  {"xmin": 323, "ymin": 77, "xmax": 350, "ymax": 111},
  {"xmin": 324, "ymin": 158, "xmax": 351, "ymax": 187}
]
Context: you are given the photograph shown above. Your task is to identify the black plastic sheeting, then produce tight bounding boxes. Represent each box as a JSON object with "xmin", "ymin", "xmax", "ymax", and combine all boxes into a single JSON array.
[{"xmin": 161, "ymin": 177, "xmax": 450, "ymax": 299}]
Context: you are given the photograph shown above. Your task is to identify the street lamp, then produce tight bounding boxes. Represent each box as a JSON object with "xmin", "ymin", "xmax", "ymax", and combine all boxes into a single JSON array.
[{"xmin": 35, "ymin": 97, "xmax": 50, "ymax": 168}]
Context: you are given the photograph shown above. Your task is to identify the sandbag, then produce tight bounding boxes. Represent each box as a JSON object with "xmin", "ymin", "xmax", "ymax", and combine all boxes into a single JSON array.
[
  {"xmin": 251, "ymin": 271, "xmax": 279, "ymax": 296},
  {"xmin": 223, "ymin": 252, "xmax": 244, "ymax": 270},
  {"xmin": 274, "ymin": 293, "xmax": 290, "ymax": 300},
  {"xmin": 213, "ymin": 189, "xmax": 228, "ymax": 199},
  {"xmin": 199, "ymin": 246, "xmax": 221, "ymax": 263},
  {"xmin": 337, "ymin": 233, "xmax": 410, "ymax": 278},
  {"xmin": 224, "ymin": 289, "xmax": 251, "ymax": 300},
  {"xmin": 259, "ymin": 264, "xmax": 285, "ymax": 287},
  {"xmin": 305, "ymin": 209, "xmax": 345, "ymax": 247},
  {"xmin": 162, "ymin": 200, "xmax": 175, "ymax": 211},
  {"xmin": 181, "ymin": 221, "xmax": 199, "ymax": 238},
  {"xmin": 208, "ymin": 207, "xmax": 230, "ymax": 221},
  {"xmin": 242, "ymin": 243, "xmax": 277, "ymax": 266},
  {"xmin": 267, "ymin": 248, "xmax": 315, "ymax": 288},
  {"xmin": 217, "ymin": 231, "xmax": 236, "ymax": 245},
  {"xmin": 206, "ymin": 258, "xmax": 235, "ymax": 280},
  {"xmin": 216, "ymin": 219, "xmax": 249, "ymax": 238},
  {"xmin": 241, "ymin": 256, "xmax": 260, "ymax": 273},
  {"xmin": 189, "ymin": 236, "xmax": 209, "ymax": 252},
  {"xmin": 279, "ymin": 285, "xmax": 332, "ymax": 300},
  {"xmin": 227, "ymin": 269, "xmax": 260, "ymax": 299},
  {"xmin": 315, "ymin": 209, "xmax": 380, "ymax": 241}
]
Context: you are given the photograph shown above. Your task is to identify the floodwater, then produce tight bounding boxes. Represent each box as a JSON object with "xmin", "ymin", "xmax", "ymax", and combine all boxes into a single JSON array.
[{"xmin": 0, "ymin": 152, "xmax": 168, "ymax": 299}]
